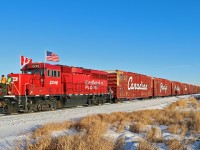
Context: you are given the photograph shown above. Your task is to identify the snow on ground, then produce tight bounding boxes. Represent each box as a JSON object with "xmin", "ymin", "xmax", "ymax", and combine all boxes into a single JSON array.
[{"xmin": 0, "ymin": 95, "xmax": 197, "ymax": 150}]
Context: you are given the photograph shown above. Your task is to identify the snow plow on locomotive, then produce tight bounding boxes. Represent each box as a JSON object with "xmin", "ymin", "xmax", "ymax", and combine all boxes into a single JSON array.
[{"xmin": 0, "ymin": 62, "xmax": 112, "ymax": 114}]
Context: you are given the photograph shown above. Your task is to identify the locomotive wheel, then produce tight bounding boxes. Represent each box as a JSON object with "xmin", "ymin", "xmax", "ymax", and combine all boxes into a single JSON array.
[
  {"xmin": 56, "ymin": 101, "xmax": 63, "ymax": 109},
  {"xmin": 50, "ymin": 101, "xmax": 57, "ymax": 110},
  {"xmin": 96, "ymin": 98, "xmax": 100, "ymax": 105},
  {"xmin": 27, "ymin": 105, "xmax": 32, "ymax": 113},
  {"xmin": 87, "ymin": 99, "xmax": 92, "ymax": 106},
  {"xmin": 42, "ymin": 105, "xmax": 46, "ymax": 111},
  {"xmin": 37, "ymin": 104, "xmax": 42, "ymax": 111},
  {"xmin": 99, "ymin": 98, "xmax": 103, "ymax": 105},
  {"xmin": 4, "ymin": 101, "xmax": 18, "ymax": 114}
]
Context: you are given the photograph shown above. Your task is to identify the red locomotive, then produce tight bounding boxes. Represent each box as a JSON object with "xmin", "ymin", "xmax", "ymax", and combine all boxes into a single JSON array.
[{"xmin": 0, "ymin": 61, "xmax": 199, "ymax": 114}]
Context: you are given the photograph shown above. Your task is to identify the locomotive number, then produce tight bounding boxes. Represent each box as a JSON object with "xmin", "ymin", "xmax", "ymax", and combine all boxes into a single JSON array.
[
  {"xmin": 32, "ymin": 64, "xmax": 40, "ymax": 68},
  {"xmin": 50, "ymin": 81, "xmax": 58, "ymax": 85}
]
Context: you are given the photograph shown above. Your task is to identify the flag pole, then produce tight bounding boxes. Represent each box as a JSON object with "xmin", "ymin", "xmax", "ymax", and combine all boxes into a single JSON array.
[
  {"xmin": 44, "ymin": 50, "xmax": 46, "ymax": 73},
  {"xmin": 44, "ymin": 50, "xmax": 46, "ymax": 87},
  {"xmin": 19, "ymin": 55, "xmax": 21, "ymax": 102}
]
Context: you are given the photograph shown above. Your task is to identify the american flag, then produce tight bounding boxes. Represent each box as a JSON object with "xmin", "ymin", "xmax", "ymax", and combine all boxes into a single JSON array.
[{"xmin": 46, "ymin": 51, "xmax": 60, "ymax": 62}]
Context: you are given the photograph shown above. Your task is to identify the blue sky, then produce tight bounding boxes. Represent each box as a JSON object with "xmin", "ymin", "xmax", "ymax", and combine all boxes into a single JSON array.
[{"xmin": 0, "ymin": 0, "xmax": 200, "ymax": 85}]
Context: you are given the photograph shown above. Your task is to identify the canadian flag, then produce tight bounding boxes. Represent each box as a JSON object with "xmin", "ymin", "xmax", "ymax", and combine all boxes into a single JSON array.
[{"xmin": 21, "ymin": 55, "xmax": 32, "ymax": 66}]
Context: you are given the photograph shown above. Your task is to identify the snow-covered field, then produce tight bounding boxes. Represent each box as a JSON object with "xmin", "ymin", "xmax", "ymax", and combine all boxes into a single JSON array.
[{"xmin": 0, "ymin": 95, "xmax": 197, "ymax": 150}]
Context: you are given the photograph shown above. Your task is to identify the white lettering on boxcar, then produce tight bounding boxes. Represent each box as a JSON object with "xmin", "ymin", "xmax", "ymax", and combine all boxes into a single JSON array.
[
  {"xmin": 174, "ymin": 86, "xmax": 180, "ymax": 91},
  {"xmin": 185, "ymin": 87, "xmax": 187, "ymax": 91},
  {"xmin": 128, "ymin": 76, "xmax": 148, "ymax": 91},
  {"xmin": 160, "ymin": 83, "xmax": 168, "ymax": 93}
]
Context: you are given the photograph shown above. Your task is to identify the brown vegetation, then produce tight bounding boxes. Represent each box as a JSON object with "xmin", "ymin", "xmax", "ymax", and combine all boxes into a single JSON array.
[
  {"xmin": 114, "ymin": 137, "xmax": 125, "ymax": 150},
  {"xmin": 129, "ymin": 122, "xmax": 145, "ymax": 133},
  {"xmin": 146, "ymin": 127, "xmax": 163, "ymax": 143},
  {"xmin": 22, "ymin": 97, "xmax": 200, "ymax": 150},
  {"xmin": 137, "ymin": 140, "xmax": 156, "ymax": 150},
  {"xmin": 33, "ymin": 121, "xmax": 74, "ymax": 138},
  {"xmin": 168, "ymin": 124, "xmax": 179, "ymax": 134},
  {"xmin": 166, "ymin": 139, "xmax": 185, "ymax": 150}
]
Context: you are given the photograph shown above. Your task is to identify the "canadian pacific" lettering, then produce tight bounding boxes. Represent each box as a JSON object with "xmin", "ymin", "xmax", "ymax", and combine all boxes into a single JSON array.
[{"xmin": 128, "ymin": 76, "xmax": 148, "ymax": 90}]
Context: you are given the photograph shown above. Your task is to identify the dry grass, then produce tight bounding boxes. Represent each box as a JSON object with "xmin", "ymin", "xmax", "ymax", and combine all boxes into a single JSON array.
[
  {"xmin": 166, "ymin": 99, "xmax": 188, "ymax": 111},
  {"xmin": 116, "ymin": 121, "xmax": 127, "ymax": 133},
  {"xmin": 114, "ymin": 137, "xmax": 125, "ymax": 150},
  {"xmin": 129, "ymin": 122, "xmax": 145, "ymax": 133},
  {"xmin": 168, "ymin": 124, "xmax": 179, "ymax": 134},
  {"xmin": 76, "ymin": 115, "xmax": 109, "ymax": 141},
  {"xmin": 28, "ymin": 115, "xmax": 113, "ymax": 150},
  {"xmin": 27, "ymin": 135, "xmax": 52, "ymax": 150},
  {"xmin": 137, "ymin": 140, "xmax": 156, "ymax": 150},
  {"xmin": 180, "ymin": 124, "xmax": 188, "ymax": 136},
  {"xmin": 33, "ymin": 121, "xmax": 74, "ymax": 138},
  {"xmin": 154, "ymin": 110, "xmax": 176, "ymax": 126},
  {"xmin": 192, "ymin": 112, "xmax": 200, "ymax": 133},
  {"xmin": 23, "ymin": 97, "xmax": 200, "ymax": 150},
  {"xmin": 189, "ymin": 97, "xmax": 197, "ymax": 103},
  {"xmin": 98, "ymin": 112, "xmax": 130, "ymax": 124},
  {"xmin": 129, "ymin": 110, "xmax": 155, "ymax": 125},
  {"xmin": 176, "ymin": 99, "xmax": 188, "ymax": 108},
  {"xmin": 166, "ymin": 139, "xmax": 185, "ymax": 150},
  {"xmin": 45, "ymin": 134, "xmax": 114, "ymax": 150},
  {"xmin": 146, "ymin": 127, "xmax": 163, "ymax": 143},
  {"xmin": 188, "ymin": 97, "xmax": 200, "ymax": 109}
]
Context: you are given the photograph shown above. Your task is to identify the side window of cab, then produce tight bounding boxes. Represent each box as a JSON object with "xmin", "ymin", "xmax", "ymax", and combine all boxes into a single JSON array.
[{"xmin": 48, "ymin": 70, "xmax": 61, "ymax": 77}]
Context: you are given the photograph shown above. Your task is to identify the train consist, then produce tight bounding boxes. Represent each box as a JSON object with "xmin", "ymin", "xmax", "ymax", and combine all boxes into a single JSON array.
[{"xmin": 0, "ymin": 62, "xmax": 199, "ymax": 114}]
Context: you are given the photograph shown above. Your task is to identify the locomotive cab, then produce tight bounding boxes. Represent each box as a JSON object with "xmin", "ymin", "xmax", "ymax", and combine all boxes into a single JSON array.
[
  {"xmin": 6, "ymin": 63, "xmax": 61, "ymax": 97},
  {"xmin": 2, "ymin": 63, "xmax": 62, "ymax": 113}
]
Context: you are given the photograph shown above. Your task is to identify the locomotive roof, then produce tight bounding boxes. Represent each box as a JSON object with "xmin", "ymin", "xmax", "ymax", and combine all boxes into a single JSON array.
[{"xmin": 21, "ymin": 62, "xmax": 107, "ymax": 74}]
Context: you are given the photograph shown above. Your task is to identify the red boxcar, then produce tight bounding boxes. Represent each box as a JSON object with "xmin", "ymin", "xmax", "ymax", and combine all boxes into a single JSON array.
[
  {"xmin": 198, "ymin": 86, "xmax": 200, "ymax": 94},
  {"xmin": 182, "ymin": 83, "xmax": 190, "ymax": 95},
  {"xmin": 194, "ymin": 86, "xmax": 198, "ymax": 94},
  {"xmin": 191, "ymin": 85, "xmax": 195, "ymax": 94},
  {"xmin": 106, "ymin": 70, "xmax": 153, "ymax": 100},
  {"xmin": 153, "ymin": 78, "xmax": 171, "ymax": 97},
  {"xmin": 189, "ymin": 84, "xmax": 194, "ymax": 94},
  {"xmin": 171, "ymin": 81, "xmax": 183, "ymax": 96}
]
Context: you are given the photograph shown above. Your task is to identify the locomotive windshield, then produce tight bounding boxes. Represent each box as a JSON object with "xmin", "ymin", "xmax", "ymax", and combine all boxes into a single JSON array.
[{"xmin": 22, "ymin": 69, "xmax": 44, "ymax": 76}]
